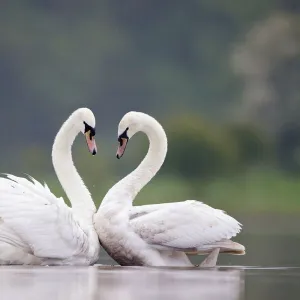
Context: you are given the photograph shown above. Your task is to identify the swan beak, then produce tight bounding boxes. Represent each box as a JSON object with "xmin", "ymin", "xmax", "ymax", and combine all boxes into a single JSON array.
[
  {"xmin": 85, "ymin": 131, "xmax": 97, "ymax": 155},
  {"xmin": 116, "ymin": 138, "xmax": 128, "ymax": 159}
]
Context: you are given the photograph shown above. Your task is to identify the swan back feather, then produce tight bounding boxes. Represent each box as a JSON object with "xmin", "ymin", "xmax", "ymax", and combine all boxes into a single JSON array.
[{"xmin": 0, "ymin": 174, "xmax": 98, "ymax": 264}]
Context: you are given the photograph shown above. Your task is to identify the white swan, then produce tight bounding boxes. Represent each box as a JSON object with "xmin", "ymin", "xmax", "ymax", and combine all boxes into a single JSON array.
[
  {"xmin": 0, "ymin": 108, "xmax": 101, "ymax": 265},
  {"xmin": 95, "ymin": 111, "xmax": 245, "ymax": 267}
]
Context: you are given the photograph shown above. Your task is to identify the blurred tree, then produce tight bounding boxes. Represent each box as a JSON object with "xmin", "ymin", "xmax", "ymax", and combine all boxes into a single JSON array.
[
  {"xmin": 276, "ymin": 123, "xmax": 300, "ymax": 174},
  {"xmin": 231, "ymin": 13, "xmax": 300, "ymax": 135},
  {"xmin": 227, "ymin": 123, "xmax": 273, "ymax": 168},
  {"xmin": 1, "ymin": 0, "xmax": 299, "ymax": 180},
  {"xmin": 161, "ymin": 114, "xmax": 238, "ymax": 179}
]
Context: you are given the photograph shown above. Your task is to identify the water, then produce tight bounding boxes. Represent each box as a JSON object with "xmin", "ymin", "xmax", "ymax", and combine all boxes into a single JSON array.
[
  {"xmin": 244, "ymin": 267, "xmax": 300, "ymax": 300},
  {"xmin": 0, "ymin": 233, "xmax": 300, "ymax": 300},
  {"xmin": 0, "ymin": 265, "xmax": 299, "ymax": 300}
]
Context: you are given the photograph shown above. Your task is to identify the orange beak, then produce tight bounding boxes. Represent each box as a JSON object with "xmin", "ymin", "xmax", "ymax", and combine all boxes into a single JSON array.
[
  {"xmin": 116, "ymin": 138, "xmax": 128, "ymax": 159},
  {"xmin": 85, "ymin": 131, "xmax": 97, "ymax": 155}
]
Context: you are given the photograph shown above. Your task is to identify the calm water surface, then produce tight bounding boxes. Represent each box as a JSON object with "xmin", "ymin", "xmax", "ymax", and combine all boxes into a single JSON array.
[
  {"xmin": 0, "ymin": 232, "xmax": 300, "ymax": 300},
  {"xmin": 0, "ymin": 266, "xmax": 299, "ymax": 300}
]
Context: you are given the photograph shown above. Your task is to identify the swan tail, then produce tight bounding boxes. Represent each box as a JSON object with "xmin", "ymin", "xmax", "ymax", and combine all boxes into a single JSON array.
[{"xmin": 185, "ymin": 240, "xmax": 245, "ymax": 256}]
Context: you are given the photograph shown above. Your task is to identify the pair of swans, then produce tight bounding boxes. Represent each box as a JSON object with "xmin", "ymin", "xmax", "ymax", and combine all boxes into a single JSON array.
[{"xmin": 0, "ymin": 108, "xmax": 244, "ymax": 266}]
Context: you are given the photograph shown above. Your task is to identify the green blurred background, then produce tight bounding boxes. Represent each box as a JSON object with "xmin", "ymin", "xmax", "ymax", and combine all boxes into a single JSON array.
[{"xmin": 1, "ymin": 1, "xmax": 300, "ymax": 275}]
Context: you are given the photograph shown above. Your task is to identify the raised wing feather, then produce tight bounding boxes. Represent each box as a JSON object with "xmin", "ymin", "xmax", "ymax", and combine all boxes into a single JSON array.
[
  {"xmin": 0, "ymin": 174, "xmax": 90, "ymax": 259},
  {"xmin": 130, "ymin": 200, "xmax": 242, "ymax": 251}
]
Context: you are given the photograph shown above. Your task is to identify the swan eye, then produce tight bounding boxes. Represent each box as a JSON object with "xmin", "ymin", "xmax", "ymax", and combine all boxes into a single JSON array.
[
  {"xmin": 116, "ymin": 128, "xmax": 129, "ymax": 159},
  {"xmin": 118, "ymin": 127, "xmax": 129, "ymax": 144},
  {"xmin": 83, "ymin": 121, "xmax": 96, "ymax": 140}
]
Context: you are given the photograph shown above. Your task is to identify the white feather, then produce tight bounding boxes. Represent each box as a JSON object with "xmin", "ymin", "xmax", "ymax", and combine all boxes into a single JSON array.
[
  {"xmin": 0, "ymin": 108, "xmax": 100, "ymax": 265},
  {"xmin": 97, "ymin": 112, "xmax": 245, "ymax": 267},
  {"xmin": 0, "ymin": 175, "xmax": 89, "ymax": 258},
  {"xmin": 130, "ymin": 200, "xmax": 242, "ymax": 251}
]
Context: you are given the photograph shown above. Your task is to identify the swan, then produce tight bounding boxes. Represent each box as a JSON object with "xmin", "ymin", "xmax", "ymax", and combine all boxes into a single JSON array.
[
  {"xmin": 0, "ymin": 108, "xmax": 101, "ymax": 265},
  {"xmin": 95, "ymin": 111, "xmax": 245, "ymax": 267}
]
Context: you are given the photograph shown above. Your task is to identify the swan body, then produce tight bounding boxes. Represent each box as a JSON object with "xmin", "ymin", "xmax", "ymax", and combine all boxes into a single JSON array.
[
  {"xmin": 95, "ymin": 112, "xmax": 245, "ymax": 267},
  {"xmin": 0, "ymin": 108, "xmax": 100, "ymax": 265}
]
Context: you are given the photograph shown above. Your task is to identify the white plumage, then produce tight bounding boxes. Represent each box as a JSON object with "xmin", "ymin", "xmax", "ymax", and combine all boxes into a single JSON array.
[
  {"xmin": 96, "ymin": 112, "xmax": 245, "ymax": 267},
  {"xmin": 0, "ymin": 175, "xmax": 89, "ymax": 260},
  {"xmin": 0, "ymin": 108, "xmax": 100, "ymax": 265},
  {"xmin": 130, "ymin": 200, "xmax": 242, "ymax": 252}
]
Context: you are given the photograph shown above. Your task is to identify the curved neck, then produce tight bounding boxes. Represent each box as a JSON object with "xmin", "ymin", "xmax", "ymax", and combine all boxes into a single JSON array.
[
  {"xmin": 52, "ymin": 114, "xmax": 96, "ymax": 222},
  {"xmin": 101, "ymin": 117, "xmax": 167, "ymax": 209}
]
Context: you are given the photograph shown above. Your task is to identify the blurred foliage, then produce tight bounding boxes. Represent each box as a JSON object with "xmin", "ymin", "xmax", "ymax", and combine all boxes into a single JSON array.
[
  {"xmin": 1, "ymin": 1, "xmax": 300, "ymax": 213},
  {"xmin": 1, "ymin": 0, "xmax": 299, "ymax": 151},
  {"xmin": 162, "ymin": 114, "xmax": 238, "ymax": 179},
  {"xmin": 226, "ymin": 123, "xmax": 273, "ymax": 168},
  {"xmin": 276, "ymin": 123, "xmax": 300, "ymax": 174},
  {"xmin": 232, "ymin": 12, "xmax": 300, "ymax": 134}
]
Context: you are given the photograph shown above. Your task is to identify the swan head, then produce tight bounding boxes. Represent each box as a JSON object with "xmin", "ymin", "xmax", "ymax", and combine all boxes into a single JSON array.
[
  {"xmin": 73, "ymin": 108, "xmax": 97, "ymax": 155},
  {"xmin": 116, "ymin": 111, "xmax": 148, "ymax": 159}
]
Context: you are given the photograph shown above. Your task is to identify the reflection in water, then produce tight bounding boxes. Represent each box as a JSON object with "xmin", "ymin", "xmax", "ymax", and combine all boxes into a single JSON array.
[
  {"xmin": 93, "ymin": 267, "xmax": 244, "ymax": 300},
  {"xmin": 2, "ymin": 227, "xmax": 300, "ymax": 299},
  {"xmin": 0, "ymin": 266, "xmax": 244, "ymax": 300}
]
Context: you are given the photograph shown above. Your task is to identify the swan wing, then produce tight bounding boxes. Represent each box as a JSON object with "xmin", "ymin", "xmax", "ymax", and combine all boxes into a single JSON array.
[
  {"xmin": 129, "ymin": 203, "xmax": 174, "ymax": 219},
  {"xmin": 0, "ymin": 174, "xmax": 90, "ymax": 258},
  {"xmin": 130, "ymin": 200, "xmax": 242, "ymax": 252}
]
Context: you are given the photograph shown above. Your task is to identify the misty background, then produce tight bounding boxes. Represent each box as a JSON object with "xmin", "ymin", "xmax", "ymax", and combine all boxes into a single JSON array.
[{"xmin": 1, "ymin": 0, "xmax": 300, "ymax": 282}]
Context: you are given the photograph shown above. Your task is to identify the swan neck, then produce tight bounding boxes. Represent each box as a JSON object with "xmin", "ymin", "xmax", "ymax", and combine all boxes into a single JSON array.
[
  {"xmin": 133, "ymin": 125, "xmax": 167, "ymax": 193},
  {"xmin": 52, "ymin": 116, "xmax": 96, "ymax": 221},
  {"xmin": 100, "ymin": 117, "xmax": 167, "ymax": 210}
]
